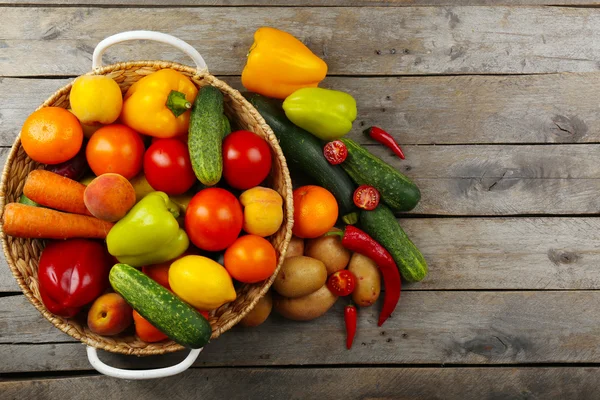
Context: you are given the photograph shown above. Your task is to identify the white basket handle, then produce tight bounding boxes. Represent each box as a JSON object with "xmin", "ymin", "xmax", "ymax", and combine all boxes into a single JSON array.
[
  {"xmin": 92, "ymin": 30, "xmax": 208, "ymax": 72},
  {"xmin": 86, "ymin": 346, "xmax": 202, "ymax": 380}
]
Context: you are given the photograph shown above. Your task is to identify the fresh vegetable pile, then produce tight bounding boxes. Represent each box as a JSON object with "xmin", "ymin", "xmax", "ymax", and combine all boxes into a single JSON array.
[{"xmin": 4, "ymin": 26, "xmax": 428, "ymax": 352}]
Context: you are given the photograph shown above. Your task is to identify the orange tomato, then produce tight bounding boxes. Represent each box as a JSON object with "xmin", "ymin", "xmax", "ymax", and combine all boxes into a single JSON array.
[
  {"xmin": 224, "ymin": 235, "xmax": 277, "ymax": 283},
  {"xmin": 86, "ymin": 124, "xmax": 145, "ymax": 179},
  {"xmin": 292, "ymin": 185, "xmax": 338, "ymax": 238},
  {"xmin": 132, "ymin": 310, "xmax": 168, "ymax": 343},
  {"xmin": 21, "ymin": 107, "xmax": 83, "ymax": 165}
]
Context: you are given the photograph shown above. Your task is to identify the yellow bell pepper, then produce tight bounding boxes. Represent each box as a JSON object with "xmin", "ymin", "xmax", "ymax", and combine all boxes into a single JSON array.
[
  {"xmin": 241, "ymin": 27, "xmax": 328, "ymax": 100},
  {"xmin": 120, "ymin": 69, "xmax": 198, "ymax": 138}
]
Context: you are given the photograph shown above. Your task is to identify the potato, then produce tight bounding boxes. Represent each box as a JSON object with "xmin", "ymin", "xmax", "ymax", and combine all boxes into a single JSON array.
[
  {"xmin": 305, "ymin": 228, "xmax": 351, "ymax": 275},
  {"xmin": 286, "ymin": 236, "xmax": 305, "ymax": 258},
  {"xmin": 348, "ymin": 253, "xmax": 381, "ymax": 307},
  {"xmin": 273, "ymin": 285, "xmax": 338, "ymax": 321},
  {"xmin": 239, "ymin": 291, "xmax": 273, "ymax": 327},
  {"xmin": 273, "ymin": 256, "xmax": 327, "ymax": 298}
]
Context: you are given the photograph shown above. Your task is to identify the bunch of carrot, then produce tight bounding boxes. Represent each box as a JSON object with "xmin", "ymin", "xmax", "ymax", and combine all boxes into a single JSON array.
[{"xmin": 3, "ymin": 170, "xmax": 113, "ymax": 239}]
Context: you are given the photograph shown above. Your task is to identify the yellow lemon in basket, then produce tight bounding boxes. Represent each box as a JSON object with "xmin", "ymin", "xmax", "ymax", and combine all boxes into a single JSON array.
[
  {"xmin": 169, "ymin": 255, "xmax": 237, "ymax": 311},
  {"xmin": 70, "ymin": 75, "xmax": 123, "ymax": 125}
]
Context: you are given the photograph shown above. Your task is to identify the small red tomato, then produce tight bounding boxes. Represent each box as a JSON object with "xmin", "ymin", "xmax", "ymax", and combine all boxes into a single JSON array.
[
  {"xmin": 353, "ymin": 185, "xmax": 381, "ymax": 211},
  {"xmin": 323, "ymin": 140, "xmax": 348, "ymax": 165},
  {"xmin": 223, "ymin": 130, "xmax": 272, "ymax": 190},
  {"xmin": 143, "ymin": 139, "xmax": 196, "ymax": 195},
  {"xmin": 327, "ymin": 270, "xmax": 357, "ymax": 297}
]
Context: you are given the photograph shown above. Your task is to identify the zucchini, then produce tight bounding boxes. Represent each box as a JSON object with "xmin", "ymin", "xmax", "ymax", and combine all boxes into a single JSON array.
[
  {"xmin": 245, "ymin": 93, "xmax": 358, "ymax": 224},
  {"xmin": 359, "ymin": 205, "xmax": 427, "ymax": 282},
  {"xmin": 189, "ymin": 86, "xmax": 225, "ymax": 186},
  {"xmin": 340, "ymin": 138, "xmax": 420, "ymax": 212},
  {"xmin": 109, "ymin": 263, "xmax": 211, "ymax": 349}
]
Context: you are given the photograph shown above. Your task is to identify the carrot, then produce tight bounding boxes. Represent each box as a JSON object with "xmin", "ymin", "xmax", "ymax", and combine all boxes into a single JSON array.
[
  {"xmin": 23, "ymin": 169, "xmax": 91, "ymax": 216},
  {"xmin": 2, "ymin": 203, "xmax": 114, "ymax": 239}
]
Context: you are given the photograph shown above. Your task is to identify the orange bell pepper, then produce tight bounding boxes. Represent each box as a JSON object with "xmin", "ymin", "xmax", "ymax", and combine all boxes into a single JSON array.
[
  {"xmin": 241, "ymin": 27, "xmax": 328, "ymax": 99},
  {"xmin": 120, "ymin": 69, "xmax": 198, "ymax": 138}
]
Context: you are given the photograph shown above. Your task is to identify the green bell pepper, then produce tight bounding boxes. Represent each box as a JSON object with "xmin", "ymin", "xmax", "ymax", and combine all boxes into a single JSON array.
[
  {"xmin": 282, "ymin": 87, "xmax": 357, "ymax": 141},
  {"xmin": 106, "ymin": 192, "xmax": 189, "ymax": 267}
]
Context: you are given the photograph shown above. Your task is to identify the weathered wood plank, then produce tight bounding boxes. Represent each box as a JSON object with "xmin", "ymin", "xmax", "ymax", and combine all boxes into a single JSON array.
[
  {"xmin": 2, "ymin": 0, "xmax": 600, "ymax": 5},
  {"xmin": 4, "ymin": 74, "xmax": 600, "ymax": 145},
  {"xmin": 3, "ymin": 367, "xmax": 600, "ymax": 399},
  {"xmin": 4, "ymin": 291, "xmax": 600, "ymax": 369},
  {"xmin": 3, "ymin": 7, "xmax": 600, "ymax": 76}
]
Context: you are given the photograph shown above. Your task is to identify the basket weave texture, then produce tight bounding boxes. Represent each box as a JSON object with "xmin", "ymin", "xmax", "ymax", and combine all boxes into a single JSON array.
[{"xmin": 0, "ymin": 60, "xmax": 294, "ymax": 356}]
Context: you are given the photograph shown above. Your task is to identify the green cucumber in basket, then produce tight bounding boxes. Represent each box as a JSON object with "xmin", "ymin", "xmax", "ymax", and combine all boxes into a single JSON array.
[
  {"xmin": 359, "ymin": 204, "xmax": 427, "ymax": 282},
  {"xmin": 340, "ymin": 138, "xmax": 421, "ymax": 213},
  {"xmin": 109, "ymin": 263, "xmax": 211, "ymax": 349},
  {"xmin": 245, "ymin": 92, "xmax": 358, "ymax": 224},
  {"xmin": 189, "ymin": 86, "xmax": 226, "ymax": 186}
]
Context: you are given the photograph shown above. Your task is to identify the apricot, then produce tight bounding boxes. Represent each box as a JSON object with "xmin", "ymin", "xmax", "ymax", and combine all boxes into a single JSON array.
[
  {"xmin": 84, "ymin": 173, "xmax": 136, "ymax": 222},
  {"xmin": 87, "ymin": 293, "xmax": 133, "ymax": 336},
  {"xmin": 239, "ymin": 186, "xmax": 284, "ymax": 237}
]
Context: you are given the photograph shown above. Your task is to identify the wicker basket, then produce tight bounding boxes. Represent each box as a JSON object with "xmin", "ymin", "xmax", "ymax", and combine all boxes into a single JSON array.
[{"xmin": 0, "ymin": 32, "xmax": 293, "ymax": 358}]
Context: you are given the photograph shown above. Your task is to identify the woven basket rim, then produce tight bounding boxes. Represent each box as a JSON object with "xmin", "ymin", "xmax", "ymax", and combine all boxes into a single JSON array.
[{"xmin": 0, "ymin": 60, "xmax": 294, "ymax": 356}]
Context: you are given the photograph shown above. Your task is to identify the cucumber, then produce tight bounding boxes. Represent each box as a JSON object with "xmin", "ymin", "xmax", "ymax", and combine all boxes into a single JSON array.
[
  {"xmin": 359, "ymin": 205, "xmax": 427, "ymax": 282},
  {"xmin": 340, "ymin": 138, "xmax": 421, "ymax": 213},
  {"xmin": 109, "ymin": 263, "xmax": 211, "ymax": 349},
  {"xmin": 189, "ymin": 86, "xmax": 225, "ymax": 186},
  {"xmin": 245, "ymin": 93, "xmax": 358, "ymax": 224}
]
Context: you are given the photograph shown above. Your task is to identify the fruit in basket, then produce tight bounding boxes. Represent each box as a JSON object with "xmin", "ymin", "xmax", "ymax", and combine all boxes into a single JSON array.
[
  {"xmin": 292, "ymin": 185, "xmax": 338, "ymax": 239},
  {"xmin": 348, "ymin": 253, "xmax": 381, "ymax": 307},
  {"xmin": 239, "ymin": 186, "xmax": 283, "ymax": 237},
  {"xmin": 224, "ymin": 235, "xmax": 277, "ymax": 283},
  {"xmin": 87, "ymin": 293, "xmax": 133, "ymax": 336},
  {"xmin": 144, "ymin": 139, "xmax": 196, "ymax": 195},
  {"xmin": 141, "ymin": 249, "xmax": 200, "ymax": 290},
  {"xmin": 305, "ymin": 228, "xmax": 351, "ymax": 275},
  {"xmin": 84, "ymin": 173, "xmax": 136, "ymax": 222},
  {"xmin": 185, "ymin": 188, "xmax": 243, "ymax": 252},
  {"xmin": 241, "ymin": 27, "xmax": 327, "ymax": 99},
  {"xmin": 240, "ymin": 291, "xmax": 273, "ymax": 328},
  {"xmin": 222, "ymin": 130, "xmax": 272, "ymax": 190},
  {"xmin": 86, "ymin": 124, "xmax": 145, "ymax": 179},
  {"xmin": 283, "ymin": 88, "xmax": 357, "ymax": 141},
  {"xmin": 273, "ymin": 285, "xmax": 338, "ymax": 321},
  {"xmin": 132, "ymin": 310, "xmax": 168, "ymax": 343},
  {"xmin": 70, "ymin": 75, "xmax": 123, "ymax": 125},
  {"xmin": 48, "ymin": 146, "xmax": 89, "ymax": 181},
  {"xmin": 188, "ymin": 85, "xmax": 226, "ymax": 186},
  {"xmin": 286, "ymin": 236, "xmax": 304, "ymax": 258},
  {"xmin": 169, "ymin": 255, "xmax": 236, "ymax": 311},
  {"xmin": 273, "ymin": 256, "xmax": 327, "ymax": 298},
  {"xmin": 21, "ymin": 107, "xmax": 83, "ymax": 165},
  {"xmin": 107, "ymin": 192, "xmax": 189, "ymax": 267},
  {"xmin": 129, "ymin": 173, "xmax": 155, "ymax": 202},
  {"xmin": 38, "ymin": 239, "xmax": 112, "ymax": 315},
  {"xmin": 120, "ymin": 68, "xmax": 198, "ymax": 138}
]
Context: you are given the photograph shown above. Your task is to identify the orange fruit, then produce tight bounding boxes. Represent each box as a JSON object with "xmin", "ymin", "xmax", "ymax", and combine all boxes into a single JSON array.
[
  {"xmin": 21, "ymin": 107, "xmax": 83, "ymax": 165},
  {"xmin": 292, "ymin": 185, "xmax": 339, "ymax": 239},
  {"xmin": 224, "ymin": 235, "xmax": 277, "ymax": 283}
]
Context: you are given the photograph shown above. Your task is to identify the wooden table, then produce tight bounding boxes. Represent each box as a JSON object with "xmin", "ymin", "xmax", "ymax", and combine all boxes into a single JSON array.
[{"xmin": 3, "ymin": 1, "xmax": 600, "ymax": 398}]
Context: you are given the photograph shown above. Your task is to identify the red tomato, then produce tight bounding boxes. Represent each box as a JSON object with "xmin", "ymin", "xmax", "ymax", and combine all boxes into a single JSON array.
[
  {"xmin": 143, "ymin": 139, "xmax": 196, "ymax": 195},
  {"xmin": 327, "ymin": 270, "xmax": 356, "ymax": 297},
  {"xmin": 224, "ymin": 235, "xmax": 277, "ymax": 283},
  {"xmin": 86, "ymin": 124, "xmax": 145, "ymax": 179},
  {"xmin": 222, "ymin": 130, "xmax": 272, "ymax": 190},
  {"xmin": 353, "ymin": 185, "xmax": 380, "ymax": 211},
  {"xmin": 323, "ymin": 140, "xmax": 347, "ymax": 165},
  {"xmin": 185, "ymin": 188, "xmax": 243, "ymax": 251}
]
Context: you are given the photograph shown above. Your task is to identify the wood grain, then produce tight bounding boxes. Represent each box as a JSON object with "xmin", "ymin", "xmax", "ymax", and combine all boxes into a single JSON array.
[
  {"xmin": 4, "ymin": 7, "xmax": 600, "ymax": 76},
  {"xmin": 4, "ymin": 291, "xmax": 600, "ymax": 369},
  {"xmin": 2, "ymin": 0, "xmax": 600, "ymax": 5},
  {"xmin": 4, "ymin": 73, "xmax": 600, "ymax": 146}
]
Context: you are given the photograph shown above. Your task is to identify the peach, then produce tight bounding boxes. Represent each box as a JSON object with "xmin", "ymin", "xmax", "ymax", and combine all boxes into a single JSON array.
[
  {"xmin": 84, "ymin": 173, "xmax": 136, "ymax": 222},
  {"xmin": 87, "ymin": 293, "xmax": 133, "ymax": 336}
]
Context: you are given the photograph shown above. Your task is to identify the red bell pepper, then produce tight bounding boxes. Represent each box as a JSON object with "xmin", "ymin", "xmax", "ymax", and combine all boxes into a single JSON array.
[{"xmin": 38, "ymin": 239, "xmax": 112, "ymax": 317}]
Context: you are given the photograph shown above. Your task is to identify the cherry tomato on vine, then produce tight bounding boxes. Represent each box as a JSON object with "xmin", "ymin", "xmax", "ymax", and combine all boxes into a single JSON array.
[
  {"xmin": 323, "ymin": 140, "xmax": 348, "ymax": 165},
  {"xmin": 143, "ymin": 139, "xmax": 196, "ymax": 195},
  {"xmin": 353, "ymin": 185, "xmax": 380, "ymax": 211},
  {"xmin": 327, "ymin": 270, "xmax": 357, "ymax": 297},
  {"xmin": 223, "ymin": 130, "xmax": 272, "ymax": 190}
]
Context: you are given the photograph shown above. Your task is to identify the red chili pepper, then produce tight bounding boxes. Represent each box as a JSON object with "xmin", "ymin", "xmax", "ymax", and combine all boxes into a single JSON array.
[
  {"xmin": 364, "ymin": 126, "xmax": 405, "ymax": 160},
  {"xmin": 345, "ymin": 304, "xmax": 357, "ymax": 349},
  {"xmin": 329, "ymin": 225, "xmax": 401, "ymax": 326}
]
